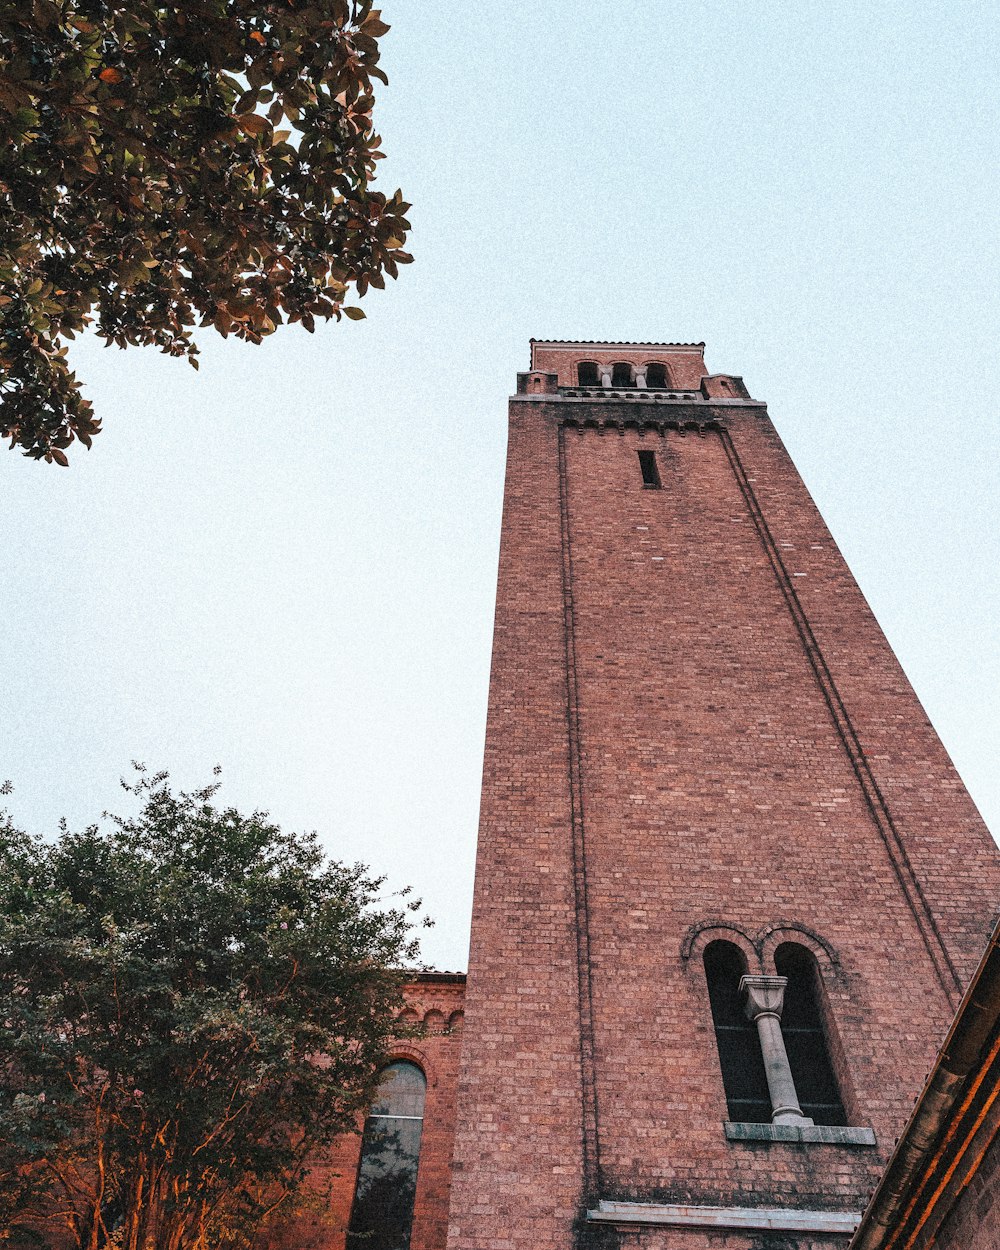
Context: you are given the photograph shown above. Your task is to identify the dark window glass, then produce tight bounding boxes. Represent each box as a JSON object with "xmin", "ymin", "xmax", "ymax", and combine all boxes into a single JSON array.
[
  {"xmin": 611, "ymin": 361, "xmax": 634, "ymax": 387},
  {"xmin": 347, "ymin": 1061, "xmax": 426, "ymax": 1250},
  {"xmin": 578, "ymin": 361, "xmax": 600, "ymax": 386},
  {"xmin": 775, "ymin": 944, "xmax": 847, "ymax": 1126},
  {"xmin": 704, "ymin": 942, "xmax": 771, "ymax": 1124},
  {"xmin": 645, "ymin": 362, "xmax": 669, "ymax": 389},
  {"xmin": 637, "ymin": 449, "xmax": 661, "ymax": 488}
]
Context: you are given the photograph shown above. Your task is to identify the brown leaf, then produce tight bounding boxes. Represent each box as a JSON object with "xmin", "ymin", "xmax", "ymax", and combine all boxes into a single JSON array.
[{"xmin": 238, "ymin": 113, "xmax": 270, "ymax": 136}]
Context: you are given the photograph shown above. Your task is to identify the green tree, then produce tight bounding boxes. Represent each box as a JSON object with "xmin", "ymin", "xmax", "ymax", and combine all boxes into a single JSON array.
[
  {"xmin": 0, "ymin": 767, "xmax": 422, "ymax": 1249},
  {"xmin": 0, "ymin": 0, "xmax": 411, "ymax": 464}
]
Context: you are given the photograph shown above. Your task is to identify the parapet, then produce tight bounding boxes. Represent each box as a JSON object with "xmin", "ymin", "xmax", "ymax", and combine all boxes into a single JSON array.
[
  {"xmin": 521, "ymin": 340, "xmax": 752, "ymax": 402},
  {"xmin": 529, "ymin": 339, "xmax": 709, "ymax": 391}
]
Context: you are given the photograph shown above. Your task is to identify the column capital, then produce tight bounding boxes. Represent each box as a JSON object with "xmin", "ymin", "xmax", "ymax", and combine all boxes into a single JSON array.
[{"xmin": 740, "ymin": 974, "xmax": 788, "ymax": 1021}]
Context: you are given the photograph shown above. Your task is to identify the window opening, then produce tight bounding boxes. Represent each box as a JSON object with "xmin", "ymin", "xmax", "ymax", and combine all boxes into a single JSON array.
[
  {"xmin": 577, "ymin": 361, "xmax": 600, "ymax": 387},
  {"xmin": 611, "ymin": 361, "xmax": 634, "ymax": 388},
  {"xmin": 774, "ymin": 944, "xmax": 847, "ymax": 1126},
  {"xmin": 637, "ymin": 449, "xmax": 661, "ymax": 489},
  {"xmin": 347, "ymin": 1061, "xmax": 427, "ymax": 1250},
  {"xmin": 704, "ymin": 942, "xmax": 771, "ymax": 1123},
  {"xmin": 645, "ymin": 362, "xmax": 669, "ymax": 389}
]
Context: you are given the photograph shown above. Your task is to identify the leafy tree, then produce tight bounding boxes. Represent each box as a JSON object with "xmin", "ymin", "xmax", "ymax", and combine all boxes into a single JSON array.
[
  {"xmin": 0, "ymin": 0, "xmax": 412, "ymax": 464},
  {"xmin": 0, "ymin": 766, "xmax": 423, "ymax": 1249}
]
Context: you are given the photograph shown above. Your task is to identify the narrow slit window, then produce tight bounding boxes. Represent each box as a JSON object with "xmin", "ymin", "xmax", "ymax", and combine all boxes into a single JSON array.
[{"xmin": 638, "ymin": 449, "xmax": 661, "ymax": 489}]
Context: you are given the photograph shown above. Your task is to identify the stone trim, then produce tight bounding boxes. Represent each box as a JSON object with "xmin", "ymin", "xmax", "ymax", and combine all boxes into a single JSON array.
[
  {"xmin": 587, "ymin": 1199, "xmax": 862, "ymax": 1233},
  {"xmin": 725, "ymin": 1121, "xmax": 877, "ymax": 1146}
]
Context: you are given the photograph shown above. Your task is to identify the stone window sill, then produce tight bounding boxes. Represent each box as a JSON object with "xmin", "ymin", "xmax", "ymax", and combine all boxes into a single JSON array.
[
  {"xmin": 725, "ymin": 1122, "xmax": 876, "ymax": 1146},
  {"xmin": 587, "ymin": 1200, "xmax": 861, "ymax": 1233}
]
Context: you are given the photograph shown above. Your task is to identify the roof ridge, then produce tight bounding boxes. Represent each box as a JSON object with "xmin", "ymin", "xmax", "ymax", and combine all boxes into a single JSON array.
[{"xmin": 530, "ymin": 339, "xmax": 706, "ymax": 348}]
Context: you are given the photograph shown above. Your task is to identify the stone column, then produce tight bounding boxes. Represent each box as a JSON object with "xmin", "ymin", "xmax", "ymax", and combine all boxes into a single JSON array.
[
  {"xmin": 740, "ymin": 975, "xmax": 813, "ymax": 1126},
  {"xmin": 599, "ymin": 366, "xmax": 613, "ymax": 388},
  {"xmin": 634, "ymin": 367, "xmax": 648, "ymax": 388}
]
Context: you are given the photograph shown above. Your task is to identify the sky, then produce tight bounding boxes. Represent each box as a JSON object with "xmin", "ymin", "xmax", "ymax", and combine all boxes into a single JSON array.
[{"xmin": 1, "ymin": 2, "xmax": 998, "ymax": 972}]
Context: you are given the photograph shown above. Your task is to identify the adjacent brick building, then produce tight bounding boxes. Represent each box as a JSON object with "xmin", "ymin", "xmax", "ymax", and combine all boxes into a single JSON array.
[
  {"xmin": 850, "ymin": 915, "xmax": 1000, "ymax": 1250},
  {"xmin": 288, "ymin": 341, "xmax": 1000, "ymax": 1250},
  {"xmin": 270, "ymin": 972, "xmax": 466, "ymax": 1250}
]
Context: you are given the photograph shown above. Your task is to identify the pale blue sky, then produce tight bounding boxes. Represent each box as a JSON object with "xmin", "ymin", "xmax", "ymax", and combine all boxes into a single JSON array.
[{"xmin": 1, "ymin": 2, "xmax": 997, "ymax": 970}]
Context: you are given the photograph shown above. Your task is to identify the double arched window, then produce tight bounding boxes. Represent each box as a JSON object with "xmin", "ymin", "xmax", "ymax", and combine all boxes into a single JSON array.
[
  {"xmin": 347, "ymin": 1061, "xmax": 426, "ymax": 1250},
  {"xmin": 704, "ymin": 939, "xmax": 846, "ymax": 1126}
]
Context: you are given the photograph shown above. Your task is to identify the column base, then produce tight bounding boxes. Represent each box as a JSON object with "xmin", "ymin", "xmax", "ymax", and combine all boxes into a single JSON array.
[{"xmin": 773, "ymin": 1109, "xmax": 814, "ymax": 1126}]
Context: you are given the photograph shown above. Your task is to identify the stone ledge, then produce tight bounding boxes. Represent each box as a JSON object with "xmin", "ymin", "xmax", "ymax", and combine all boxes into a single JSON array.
[
  {"xmin": 586, "ymin": 1200, "xmax": 861, "ymax": 1233},
  {"xmin": 725, "ymin": 1121, "xmax": 877, "ymax": 1146}
]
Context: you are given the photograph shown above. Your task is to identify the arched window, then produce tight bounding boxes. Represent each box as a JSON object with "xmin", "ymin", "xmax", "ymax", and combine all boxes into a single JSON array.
[
  {"xmin": 645, "ymin": 362, "xmax": 669, "ymax": 389},
  {"xmin": 611, "ymin": 361, "xmax": 634, "ymax": 388},
  {"xmin": 577, "ymin": 361, "xmax": 600, "ymax": 386},
  {"xmin": 347, "ymin": 1060, "xmax": 426, "ymax": 1250},
  {"xmin": 774, "ymin": 944, "xmax": 846, "ymax": 1126},
  {"xmin": 704, "ymin": 941, "xmax": 770, "ymax": 1123}
]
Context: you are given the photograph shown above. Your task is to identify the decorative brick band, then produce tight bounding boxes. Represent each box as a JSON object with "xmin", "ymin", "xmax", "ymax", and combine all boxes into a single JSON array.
[{"xmin": 587, "ymin": 1199, "xmax": 862, "ymax": 1232}]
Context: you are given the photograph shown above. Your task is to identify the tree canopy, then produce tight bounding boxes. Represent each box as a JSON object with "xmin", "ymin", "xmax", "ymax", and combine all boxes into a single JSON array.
[
  {"xmin": 0, "ymin": 767, "xmax": 422, "ymax": 1249},
  {"xmin": 0, "ymin": 0, "xmax": 411, "ymax": 464}
]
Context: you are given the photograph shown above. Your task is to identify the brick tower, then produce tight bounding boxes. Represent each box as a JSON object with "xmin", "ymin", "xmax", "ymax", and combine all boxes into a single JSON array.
[{"xmin": 445, "ymin": 342, "xmax": 1000, "ymax": 1250}]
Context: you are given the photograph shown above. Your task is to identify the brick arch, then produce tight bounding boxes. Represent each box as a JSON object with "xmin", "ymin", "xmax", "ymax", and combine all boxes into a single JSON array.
[
  {"xmin": 759, "ymin": 923, "xmax": 840, "ymax": 978},
  {"xmin": 681, "ymin": 921, "xmax": 762, "ymax": 974},
  {"xmin": 387, "ymin": 1042, "xmax": 437, "ymax": 1087}
]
